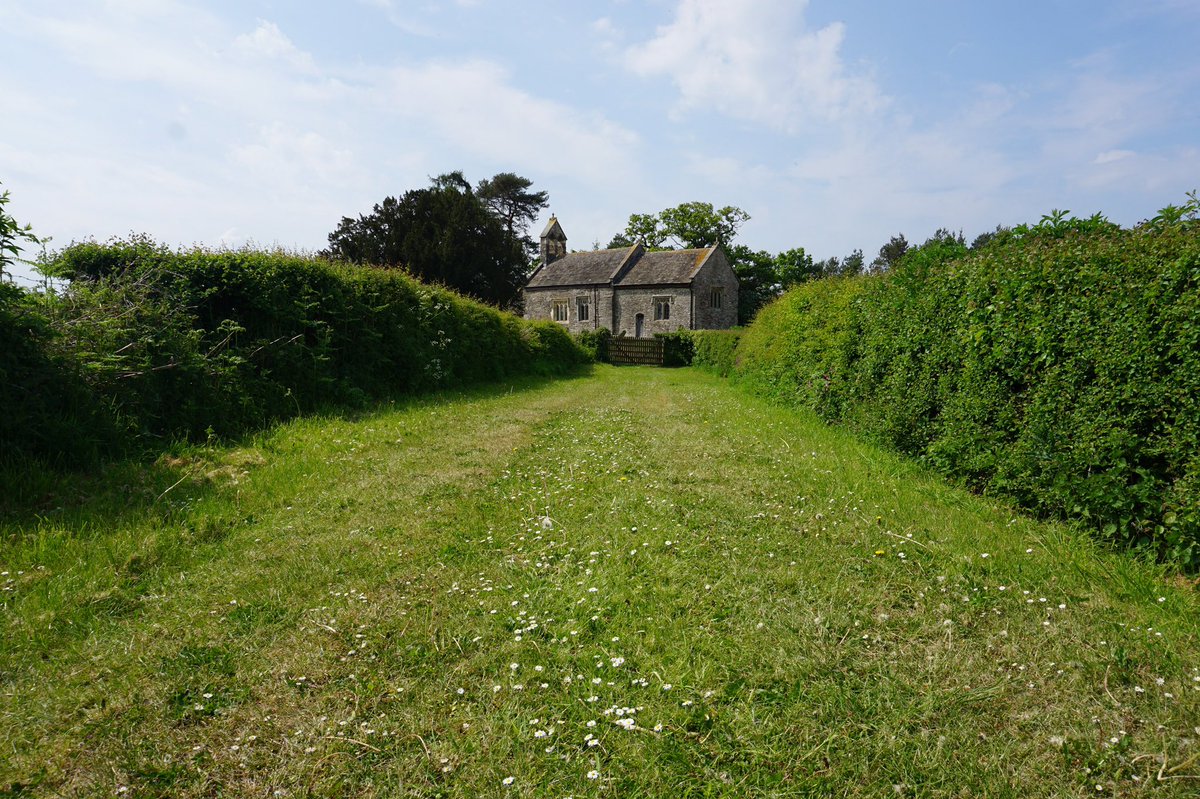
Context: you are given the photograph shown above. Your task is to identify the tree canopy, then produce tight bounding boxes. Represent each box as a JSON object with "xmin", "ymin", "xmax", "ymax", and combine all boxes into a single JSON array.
[
  {"xmin": 622, "ymin": 202, "xmax": 749, "ymax": 250},
  {"xmin": 775, "ymin": 247, "xmax": 821, "ymax": 288},
  {"xmin": 726, "ymin": 244, "xmax": 779, "ymax": 324},
  {"xmin": 323, "ymin": 172, "xmax": 543, "ymax": 308},
  {"xmin": 475, "ymin": 172, "xmax": 548, "ymax": 255},
  {"xmin": 870, "ymin": 233, "xmax": 909, "ymax": 272},
  {"xmin": 605, "ymin": 232, "xmax": 634, "ymax": 250}
]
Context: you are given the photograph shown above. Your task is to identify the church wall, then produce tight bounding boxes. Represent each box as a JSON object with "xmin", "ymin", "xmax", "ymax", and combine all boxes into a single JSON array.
[
  {"xmin": 690, "ymin": 249, "xmax": 740, "ymax": 330},
  {"xmin": 613, "ymin": 287, "xmax": 691, "ymax": 337},
  {"xmin": 523, "ymin": 285, "xmax": 612, "ymax": 335}
]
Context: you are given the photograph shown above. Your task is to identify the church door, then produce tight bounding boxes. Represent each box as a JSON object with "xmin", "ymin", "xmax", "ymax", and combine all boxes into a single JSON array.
[{"xmin": 635, "ymin": 313, "xmax": 644, "ymax": 338}]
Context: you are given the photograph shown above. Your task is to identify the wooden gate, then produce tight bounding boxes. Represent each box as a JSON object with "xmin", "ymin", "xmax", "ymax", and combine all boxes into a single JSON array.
[{"xmin": 608, "ymin": 337, "xmax": 664, "ymax": 366}]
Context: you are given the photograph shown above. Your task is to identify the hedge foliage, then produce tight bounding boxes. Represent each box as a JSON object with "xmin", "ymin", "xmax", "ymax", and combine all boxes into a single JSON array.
[
  {"xmin": 3, "ymin": 238, "xmax": 587, "ymax": 466},
  {"xmin": 571, "ymin": 328, "xmax": 740, "ymax": 371},
  {"xmin": 574, "ymin": 327, "xmax": 612, "ymax": 363},
  {"xmin": 689, "ymin": 329, "xmax": 742, "ymax": 377},
  {"xmin": 655, "ymin": 331, "xmax": 695, "ymax": 367},
  {"xmin": 735, "ymin": 223, "xmax": 1200, "ymax": 567}
]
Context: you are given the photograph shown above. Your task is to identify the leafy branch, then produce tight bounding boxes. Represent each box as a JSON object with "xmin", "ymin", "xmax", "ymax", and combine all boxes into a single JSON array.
[{"xmin": 0, "ymin": 180, "xmax": 43, "ymax": 279}]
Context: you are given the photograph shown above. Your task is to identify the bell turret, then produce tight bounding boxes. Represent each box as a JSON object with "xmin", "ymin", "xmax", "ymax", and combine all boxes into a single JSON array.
[{"xmin": 539, "ymin": 215, "xmax": 567, "ymax": 265}]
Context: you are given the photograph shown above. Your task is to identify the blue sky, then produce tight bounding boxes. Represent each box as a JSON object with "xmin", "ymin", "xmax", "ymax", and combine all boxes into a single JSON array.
[{"xmin": 2, "ymin": 0, "xmax": 1198, "ymax": 285}]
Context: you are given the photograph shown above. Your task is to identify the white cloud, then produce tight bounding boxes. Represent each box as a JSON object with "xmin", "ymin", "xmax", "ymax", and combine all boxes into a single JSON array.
[
  {"xmin": 1093, "ymin": 149, "xmax": 1135, "ymax": 165},
  {"xmin": 231, "ymin": 124, "xmax": 359, "ymax": 189},
  {"xmin": 13, "ymin": 3, "xmax": 223, "ymax": 89},
  {"xmin": 1073, "ymin": 147, "xmax": 1200, "ymax": 194},
  {"xmin": 378, "ymin": 61, "xmax": 640, "ymax": 186},
  {"xmin": 592, "ymin": 17, "xmax": 617, "ymax": 37},
  {"xmin": 217, "ymin": 227, "xmax": 246, "ymax": 248},
  {"xmin": 0, "ymin": 3, "xmax": 643, "ymax": 252},
  {"xmin": 1026, "ymin": 62, "xmax": 1194, "ymax": 205},
  {"xmin": 1046, "ymin": 73, "xmax": 1161, "ymax": 143},
  {"xmin": 355, "ymin": 0, "xmax": 436, "ymax": 36},
  {"xmin": 233, "ymin": 20, "xmax": 317, "ymax": 73},
  {"xmin": 4, "ymin": 0, "xmax": 1195, "ymax": 266},
  {"xmin": 625, "ymin": 0, "xmax": 883, "ymax": 131},
  {"xmin": 613, "ymin": 3, "xmax": 1196, "ymax": 256}
]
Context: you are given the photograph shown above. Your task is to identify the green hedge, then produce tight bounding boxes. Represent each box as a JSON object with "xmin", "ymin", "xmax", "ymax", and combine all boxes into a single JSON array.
[
  {"xmin": 3, "ymin": 239, "xmax": 587, "ymax": 466},
  {"xmin": 737, "ymin": 278, "xmax": 866, "ymax": 418},
  {"xmin": 575, "ymin": 327, "xmax": 612, "ymax": 362},
  {"xmin": 735, "ymin": 225, "xmax": 1200, "ymax": 567},
  {"xmin": 572, "ymin": 328, "xmax": 740, "ymax": 370},
  {"xmin": 1, "ymin": 283, "xmax": 116, "ymax": 464},
  {"xmin": 574, "ymin": 328, "xmax": 727, "ymax": 369},
  {"xmin": 689, "ymin": 329, "xmax": 742, "ymax": 377},
  {"xmin": 655, "ymin": 331, "xmax": 695, "ymax": 367}
]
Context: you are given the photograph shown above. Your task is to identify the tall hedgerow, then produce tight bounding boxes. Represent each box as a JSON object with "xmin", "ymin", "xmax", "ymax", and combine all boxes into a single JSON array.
[
  {"xmin": 735, "ymin": 216, "xmax": 1200, "ymax": 566},
  {"xmin": 573, "ymin": 327, "xmax": 612, "ymax": 363},
  {"xmin": 689, "ymin": 329, "xmax": 742, "ymax": 377},
  {"xmin": 737, "ymin": 276, "xmax": 867, "ymax": 420},
  {"xmin": 3, "ymin": 238, "xmax": 586, "ymax": 466},
  {"xmin": 1, "ymin": 283, "xmax": 114, "ymax": 464}
]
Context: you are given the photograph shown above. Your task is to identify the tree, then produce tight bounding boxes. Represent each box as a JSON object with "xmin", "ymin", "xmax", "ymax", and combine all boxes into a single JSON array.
[
  {"xmin": 840, "ymin": 249, "xmax": 865, "ymax": 276},
  {"xmin": 475, "ymin": 172, "xmax": 548, "ymax": 255},
  {"xmin": 870, "ymin": 234, "xmax": 908, "ymax": 272},
  {"xmin": 605, "ymin": 232, "xmax": 634, "ymax": 249},
  {"xmin": 905, "ymin": 228, "xmax": 968, "ymax": 267},
  {"xmin": 430, "ymin": 171, "xmax": 472, "ymax": 193},
  {"xmin": 775, "ymin": 247, "xmax": 820, "ymax": 288},
  {"xmin": 728, "ymin": 244, "xmax": 779, "ymax": 325},
  {"xmin": 814, "ymin": 249, "xmax": 864, "ymax": 278},
  {"xmin": 658, "ymin": 202, "xmax": 749, "ymax": 248},
  {"xmin": 323, "ymin": 173, "xmax": 530, "ymax": 307},
  {"xmin": 615, "ymin": 201, "xmax": 847, "ymax": 323},
  {"xmin": 925, "ymin": 228, "xmax": 965, "ymax": 247},
  {"xmin": 621, "ymin": 202, "xmax": 749, "ymax": 249},
  {"xmin": 970, "ymin": 225, "xmax": 1010, "ymax": 250},
  {"xmin": 0, "ymin": 180, "xmax": 42, "ymax": 281},
  {"xmin": 623, "ymin": 213, "xmax": 666, "ymax": 248},
  {"xmin": 620, "ymin": 201, "xmax": 768, "ymax": 321},
  {"xmin": 814, "ymin": 255, "xmax": 840, "ymax": 277}
]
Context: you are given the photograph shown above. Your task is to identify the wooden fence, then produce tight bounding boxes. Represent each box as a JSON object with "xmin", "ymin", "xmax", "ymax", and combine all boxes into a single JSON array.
[{"xmin": 608, "ymin": 337, "xmax": 664, "ymax": 366}]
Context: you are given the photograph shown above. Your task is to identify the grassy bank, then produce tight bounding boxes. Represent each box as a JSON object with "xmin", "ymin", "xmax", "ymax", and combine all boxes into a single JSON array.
[{"xmin": 2, "ymin": 367, "xmax": 1197, "ymax": 797}]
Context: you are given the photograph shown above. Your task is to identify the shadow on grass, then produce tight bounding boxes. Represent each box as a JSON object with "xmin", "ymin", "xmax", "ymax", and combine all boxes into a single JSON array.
[{"xmin": 0, "ymin": 364, "xmax": 596, "ymax": 535}]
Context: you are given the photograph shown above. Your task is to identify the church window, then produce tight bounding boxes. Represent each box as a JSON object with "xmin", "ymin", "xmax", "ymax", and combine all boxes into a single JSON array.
[{"xmin": 653, "ymin": 296, "xmax": 671, "ymax": 321}]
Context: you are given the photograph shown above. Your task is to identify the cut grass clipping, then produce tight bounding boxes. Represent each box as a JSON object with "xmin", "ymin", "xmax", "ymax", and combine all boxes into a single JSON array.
[{"xmin": 2, "ymin": 367, "xmax": 1198, "ymax": 797}]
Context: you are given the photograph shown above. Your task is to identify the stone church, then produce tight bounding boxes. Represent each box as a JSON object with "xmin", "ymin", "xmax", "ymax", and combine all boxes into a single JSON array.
[{"xmin": 523, "ymin": 217, "xmax": 739, "ymax": 337}]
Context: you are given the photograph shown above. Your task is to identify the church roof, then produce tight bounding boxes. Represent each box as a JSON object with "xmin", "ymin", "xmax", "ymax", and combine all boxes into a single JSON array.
[
  {"xmin": 617, "ymin": 248, "xmax": 715, "ymax": 286},
  {"xmin": 525, "ymin": 245, "xmax": 717, "ymax": 289},
  {"xmin": 526, "ymin": 245, "xmax": 639, "ymax": 288}
]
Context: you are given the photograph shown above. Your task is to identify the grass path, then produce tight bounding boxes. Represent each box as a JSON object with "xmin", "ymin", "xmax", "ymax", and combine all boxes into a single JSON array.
[{"xmin": 2, "ymin": 366, "xmax": 1198, "ymax": 797}]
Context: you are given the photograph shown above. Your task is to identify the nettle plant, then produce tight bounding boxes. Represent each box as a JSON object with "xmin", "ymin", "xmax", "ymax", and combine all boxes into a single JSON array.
[
  {"xmin": 1142, "ymin": 190, "xmax": 1200, "ymax": 233},
  {"xmin": 1009, "ymin": 208, "xmax": 1120, "ymax": 240}
]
